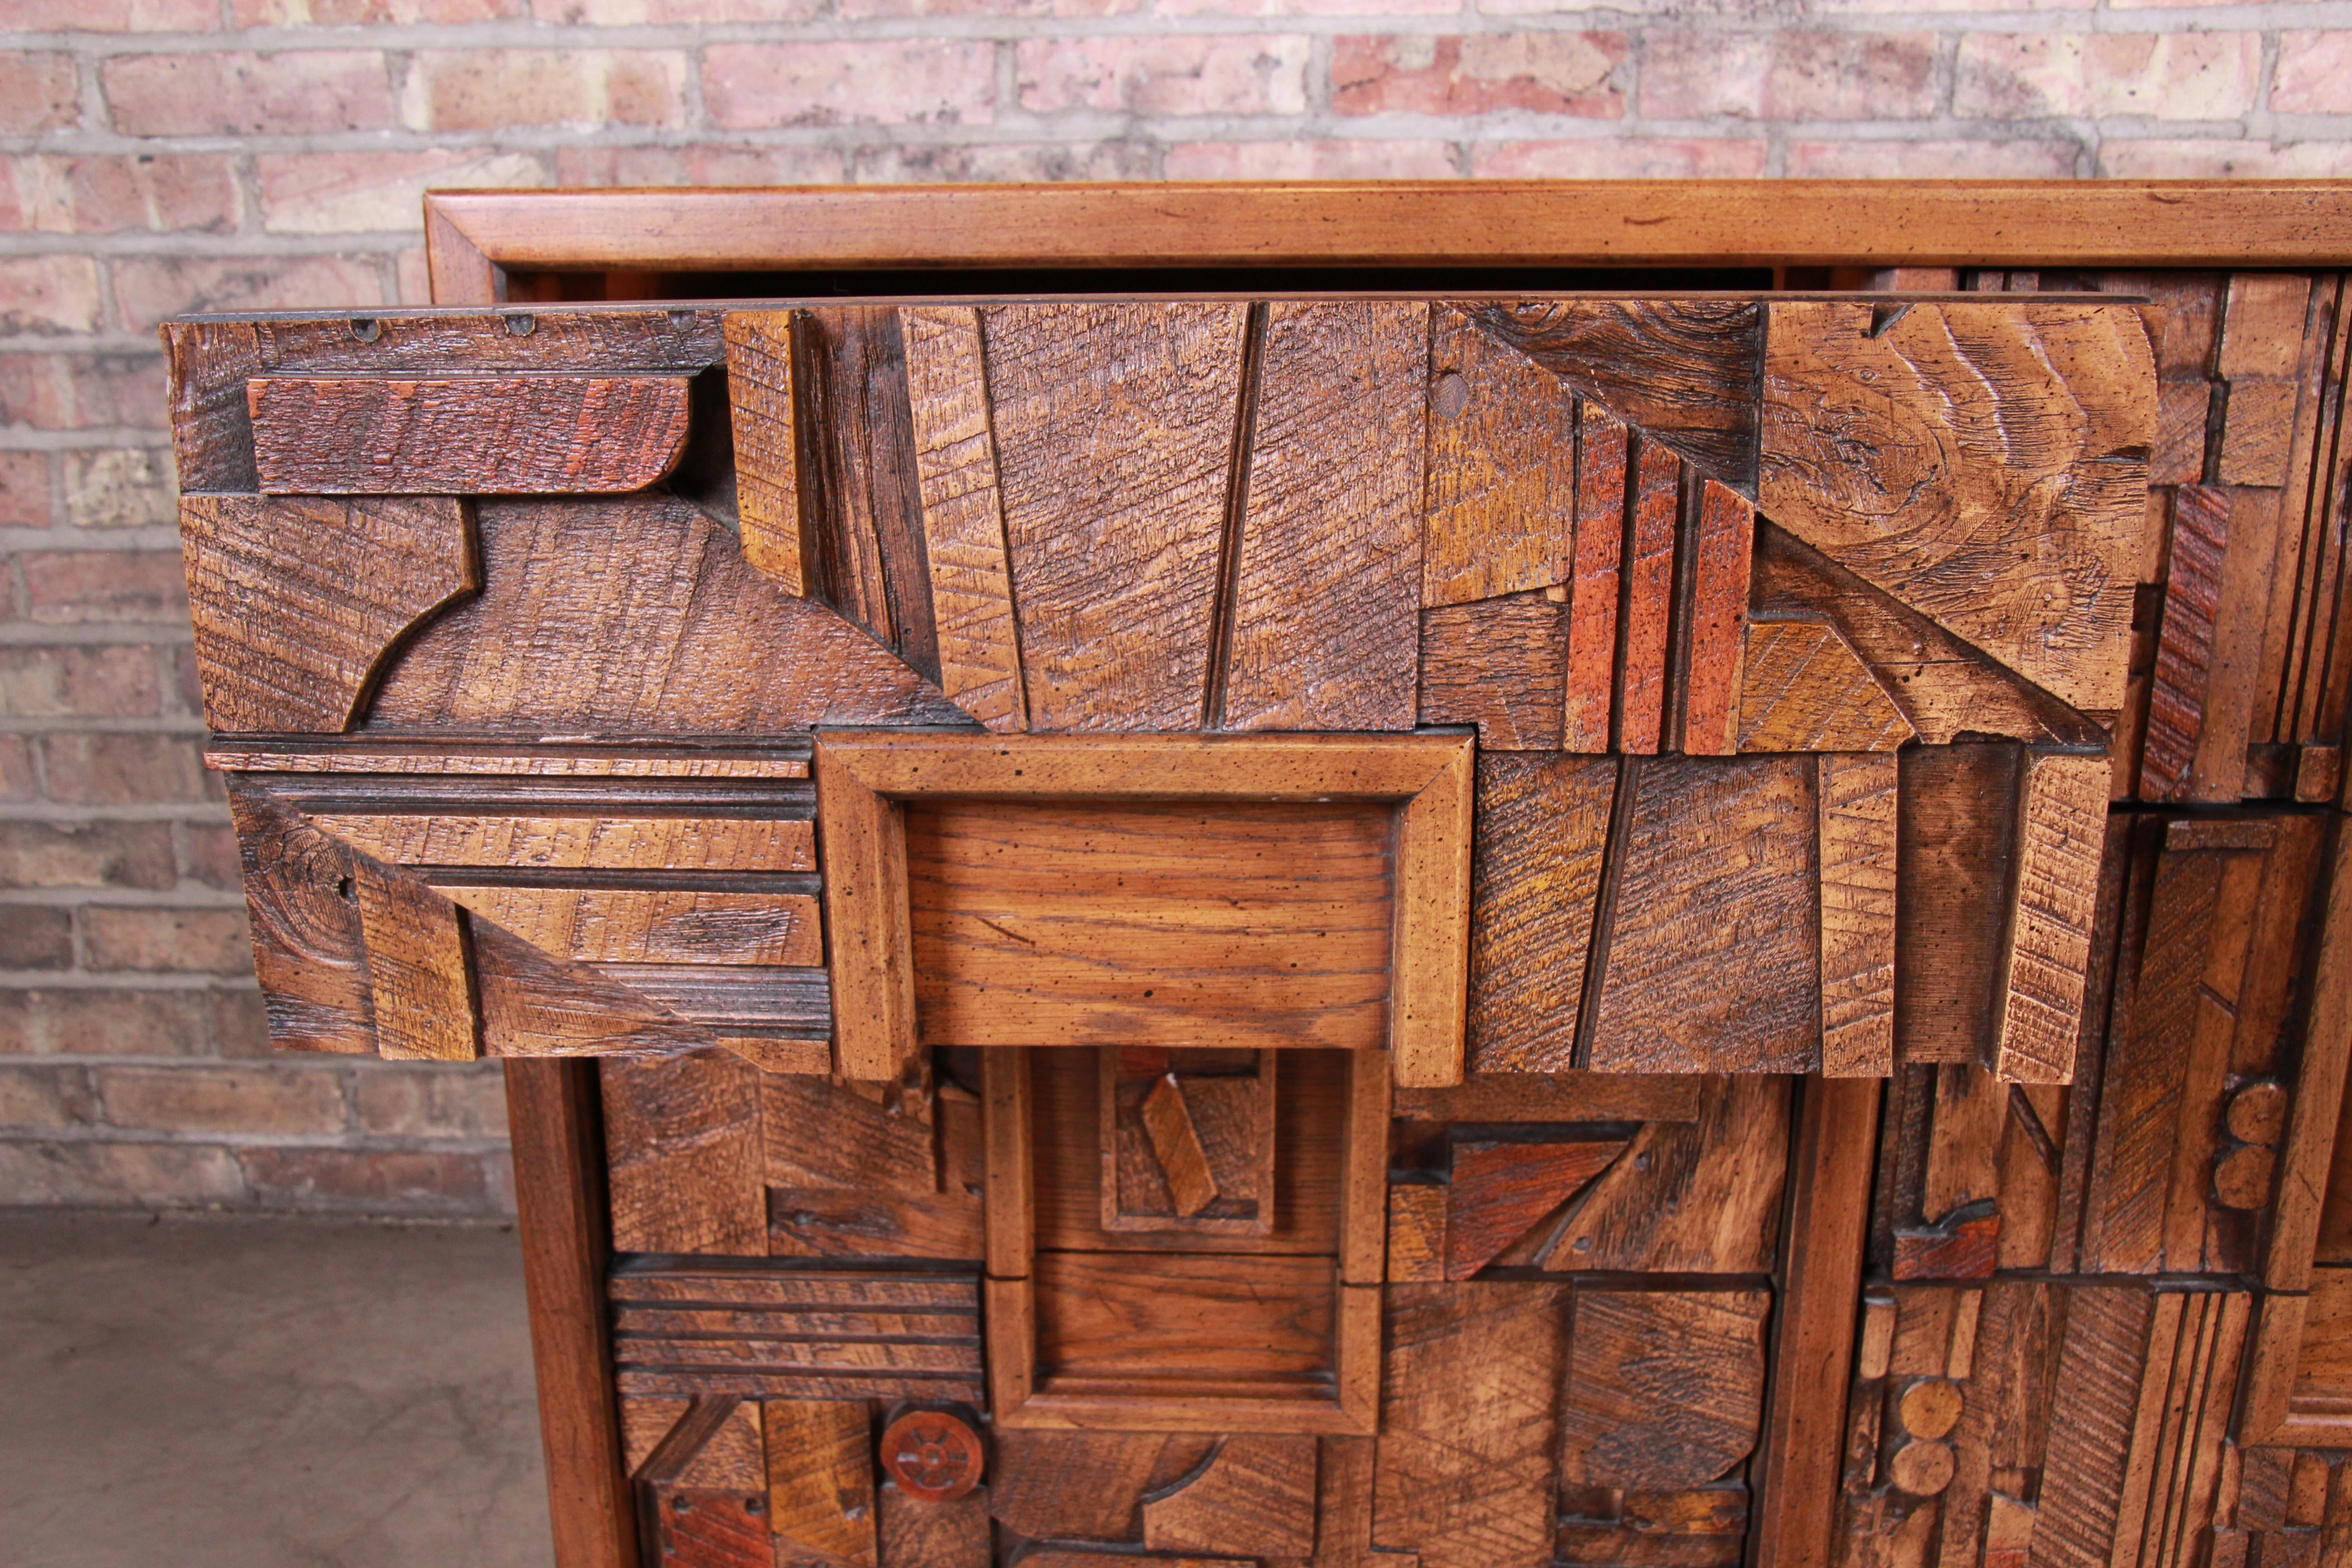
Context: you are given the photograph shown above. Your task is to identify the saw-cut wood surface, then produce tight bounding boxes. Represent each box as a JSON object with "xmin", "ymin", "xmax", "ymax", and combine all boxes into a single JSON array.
[
  {"xmin": 718, "ymin": 310, "xmax": 807, "ymax": 595},
  {"xmin": 249, "ymin": 375, "xmax": 692, "ymax": 494},
  {"xmin": 181, "ymin": 493, "xmax": 478, "ymax": 734}
]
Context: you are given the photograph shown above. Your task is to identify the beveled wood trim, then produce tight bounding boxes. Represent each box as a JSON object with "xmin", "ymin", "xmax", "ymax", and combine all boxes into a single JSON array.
[
  {"xmin": 2265, "ymin": 815, "xmax": 2352, "ymax": 1293},
  {"xmin": 2240, "ymin": 1290, "xmax": 2310, "ymax": 1446},
  {"xmin": 813, "ymin": 731, "xmax": 1478, "ymax": 1085},
  {"xmin": 1754, "ymin": 1074, "xmax": 1883, "ymax": 1568},
  {"xmin": 424, "ymin": 182, "xmax": 2352, "ymax": 287},
  {"xmin": 504, "ymin": 1057, "xmax": 637, "ymax": 1568}
]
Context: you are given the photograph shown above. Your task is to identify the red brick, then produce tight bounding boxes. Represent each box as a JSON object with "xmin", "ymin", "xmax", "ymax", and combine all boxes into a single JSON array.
[
  {"xmin": 20, "ymin": 550, "xmax": 191, "ymax": 625},
  {"xmin": 554, "ymin": 143, "xmax": 849, "ymax": 186},
  {"xmin": 236, "ymin": 0, "xmax": 520, "ymax": 19},
  {"xmin": 1470, "ymin": 138, "xmax": 1770, "ymax": 178},
  {"xmin": 0, "ymin": 645, "xmax": 161, "ymax": 719},
  {"xmin": 1790, "ymin": 138, "xmax": 2082, "ymax": 178},
  {"xmin": 1333, "ymin": 34, "xmax": 1623, "ymax": 117},
  {"xmin": 0, "ymin": 0, "xmax": 217, "ymax": 26},
  {"xmin": 0, "ymin": 1064, "xmax": 96, "ymax": 1131},
  {"xmin": 0, "ymin": 257, "xmax": 103, "ymax": 336},
  {"xmin": 1165, "ymin": 139, "xmax": 1458, "ymax": 178},
  {"xmin": 98, "ymin": 1063, "xmax": 346, "ymax": 1136},
  {"xmin": 538, "ymin": 0, "xmax": 820, "ymax": 18},
  {"xmin": 210, "ymin": 986, "xmax": 272, "ymax": 1058},
  {"xmin": 0, "ymin": 354, "xmax": 168, "ymax": 431},
  {"xmin": 1638, "ymin": 30, "xmax": 1769, "ymax": 118},
  {"xmin": 0, "ymin": 906, "xmax": 72, "ymax": 969},
  {"xmin": 0, "ymin": 986, "xmax": 216, "ymax": 1057},
  {"xmin": 0, "ymin": 451, "xmax": 48, "ymax": 528},
  {"xmin": 2276, "ymin": 34, "xmax": 2352, "ymax": 115},
  {"xmin": 0, "ymin": 1141, "xmax": 245, "ymax": 1206},
  {"xmin": 1955, "ymin": 33, "xmax": 2260, "ymax": 120},
  {"xmin": 2101, "ymin": 140, "xmax": 2352, "ymax": 178},
  {"xmin": 402, "ymin": 50, "xmax": 689, "ymax": 132},
  {"xmin": 257, "ymin": 149, "xmax": 545, "ymax": 235},
  {"xmin": 704, "ymin": 41, "xmax": 996, "ymax": 128},
  {"xmin": 110, "ymin": 254, "xmax": 386, "ymax": 335},
  {"xmin": 1161, "ymin": 0, "xmax": 1449, "ymax": 14},
  {"xmin": 168, "ymin": 645, "xmax": 205, "ymax": 719},
  {"xmin": 1018, "ymin": 34, "xmax": 1310, "ymax": 114},
  {"xmin": 852, "ymin": 141, "xmax": 1152, "ymax": 182},
  {"xmin": 239, "ymin": 1146, "xmax": 497, "ymax": 1214},
  {"xmin": 0, "ymin": 736, "xmax": 32, "ymax": 801},
  {"xmin": 103, "ymin": 51, "xmax": 397, "ymax": 137},
  {"xmin": 39, "ymin": 733, "xmax": 213, "ymax": 806},
  {"xmin": 355, "ymin": 1063, "xmax": 510, "ymax": 1139},
  {"xmin": 0, "ymin": 822, "xmax": 177, "ymax": 891},
  {"xmin": 179, "ymin": 821, "xmax": 241, "ymax": 889},
  {"xmin": 81, "ymin": 906, "xmax": 252, "ymax": 974},
  {"xmin": 63, "ymin": 450, "xmax": 176, "ymax": 530},
  {"xmin": 840, "ymin": 0, "xmax": 1130, "ymax": 16},
  {"xmin": 1764, "ymin": 34, "xmax": 1936, "ymax": 120},
  {"xmin": 0, "ymin": 54, "xmax": 79, "ymax": 134},
  {"xmin": 0, "ymin": 155, "xmax": 241, "ymax": 236}
]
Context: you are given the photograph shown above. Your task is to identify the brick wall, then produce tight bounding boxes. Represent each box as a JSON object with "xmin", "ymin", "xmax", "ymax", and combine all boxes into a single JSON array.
[{"xmin": 2, "ymin": 2, "xmax": 2348, "ymax": 1218}]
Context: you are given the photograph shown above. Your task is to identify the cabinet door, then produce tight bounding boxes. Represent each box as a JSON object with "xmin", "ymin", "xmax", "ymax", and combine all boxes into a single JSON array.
[{"xmin": 170, "ymin": 289, "xmax": 2166, "ymax": 1568}]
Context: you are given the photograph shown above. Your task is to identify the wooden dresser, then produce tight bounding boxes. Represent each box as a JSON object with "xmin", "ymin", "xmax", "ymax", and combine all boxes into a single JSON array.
[{"xmin": 167, "ymin": 181, "xmax": 2352, "ymax": 1568}]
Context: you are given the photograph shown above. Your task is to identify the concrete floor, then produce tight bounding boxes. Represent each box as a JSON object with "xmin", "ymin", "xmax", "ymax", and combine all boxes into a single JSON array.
[{"xmin": 0, "ymin": 1211, "xmax": 555, "ymax": 1568}]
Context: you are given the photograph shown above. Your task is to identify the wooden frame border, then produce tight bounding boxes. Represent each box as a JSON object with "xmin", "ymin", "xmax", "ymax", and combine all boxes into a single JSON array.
[
  {"xmin": 425, "ymin": 182, "xmax": 2352, "ymax": 295},
  {"xmin": 979, "ymin": 1048, "xmax": 1386, "ymax": 1437},
  {"xmin": 812, "ymin": 731, "xmax": 1476, "ymax": 1088}
]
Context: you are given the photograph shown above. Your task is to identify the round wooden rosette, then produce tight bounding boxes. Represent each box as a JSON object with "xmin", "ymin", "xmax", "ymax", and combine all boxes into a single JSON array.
[{"xmin": 879, "ymin": 1409, "xmax": 985, "ymax": 1502}]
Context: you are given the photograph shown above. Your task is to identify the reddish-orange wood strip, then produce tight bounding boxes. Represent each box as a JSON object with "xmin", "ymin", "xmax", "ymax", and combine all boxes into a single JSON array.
[
  {"xmin": 250, "ymin": 375, "xmax": 691, "ymax": 494},
  {"xmin": 721, "ymin": 310, "xmax": 809, "ymax": 594},
  {"xmin": 1563, "ymin": 402, "xmax": 1627, "ymax": 755},
  {"xmin": 1617, "ymin": 438, "xmax": 1679, "ymax": 755},
  {"xmin": 2142, "ymin": 486, "xmax": 2231, "ymax": 801},
  {"xmin": 1680, "ymin": 478, "xmax": 1754, "ymax": 757}
]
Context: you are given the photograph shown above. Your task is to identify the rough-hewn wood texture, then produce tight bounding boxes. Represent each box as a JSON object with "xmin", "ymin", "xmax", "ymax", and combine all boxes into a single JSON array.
[
  {"xmin": 1761, "ymin": 300, "xmax": 2155, "ymax": 716},
  {"xmin": 364, "ymin": 495, "xmax": 967, "ymax": 734},
  {"xmin": 1738, "ymin": 620, "xmax": 1914, "ymax": 754},
  {"xmin": 1558, "ymin": 1289, "xmax": 1769, "ymax": 1489},
  {"xmin": 2142, "ymin": 485, "xmax": 2230, "ymax": 803},
  {"xmin": 225, "ymin": 787, "xmax": 376, "ymax": 1054},
  {"xmin": 1819, "ymin": 752, "xmax": 1900, "ymax": 1078},
  {"xmin": 1418, "ymin": 592, "xmax": 1566, "ymax": 751},
  {"xmin": 1587, "ymin": 757, "xmax": 1821, "ymax": 1075},
  {"xmin": 1441, "ymin": 1134, "xmax": 1628, "ymax": 1279},
  {"xmin": 1140, "ymin": 1435, "xmax": 1319, "ymax": 1557},
  {"xmin": 1991, "ymin": 752, "xmax": 2110, "ymax": 1084},
  {"xmin": 765, "ymin": 1399, "xmax": 878, "ymax": 1566},
  {"xmin": 1456, "ymin": 299, "xmax": 1765, "ymax": 489},
  {"xmin": 1563, "ymin": 402, "xmax": 1627, "ymax": 755},
  {"xmin": 1617, "ymin": 438, "xmax": 1681, "ymax": 756},
  {"xmin": 983, "ymin": 302, "xmax": 1244, "ymax": 732},
  {"xmin": 353, "ymin": 859, "xmax": 480, "ymax": 1061},
  {"xmin": 181, "ymin": 494, "xmax": 478, "ymax": 734},
  {"xmin": 719, "ymin": 309, "xmax": 808, "ymax": 594},
  {"xmin": 1221, "ymin": 299, "xmax": 1426, "ymax": 731},
  {"xmin": 1465, "ymin": 753, "xmax": 1617, "ymax": 1073},
  {"xmin": 249, "ymin": 375, "xmax": 691, "ymax": 494},
  {"xmin": 1680, "ymin": 479, "xmax": 1755, "ymax": 757},
  {"xmin": 901, "ymin": 304, "xmax": 1026, "ymax": 732},
  {"xmin": 1422, "ymin": 306, "xmax": 1575, "ymax": 609}
]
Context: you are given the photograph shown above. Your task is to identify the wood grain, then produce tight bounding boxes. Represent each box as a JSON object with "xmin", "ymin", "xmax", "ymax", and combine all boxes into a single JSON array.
[
  {"xmin": 225, "ymin": 787, "xmax": 377, "ymax": 1055},
  {"xmin": 1617, "ymin": 438, "xmax": 1681, "ymax": 755},
  {"xmin": 2143, "ymin": 485, "xmax": 2230, "ymax": 802},
  {"xmin": 1392, "ymin": 734, "xmax": 1475, "ymax": 1089},
  {"xmin": 815, "ymin": 743, "xmax": 913, "ymax": 1082},
  {"xmin": 982, "ymin": 302, "xmax": 1245, "ymax": 731},
  {"xmin": 1991, "ymin": 751, "xmax": 2110, "ymax": 1083},
  {"xmin": 1680, "ymin": 479, "xmax": 1754, "ymax": 757},
  {"xmin": 162, "ymin": 318, "xmax": 260, "ymax": 492},
  {"xmin": 988, "ymin": 1429, "xmax": 1217, "ymax": 1543},
  {"xmin": 601, "ymin": 1054, "xmax": 766, "ymax": 1255},
  {"xmin": 878, "ymin": 1482, "xmax": 989, "ymax": 1568},
  {"xmin": 1141, "ymin": 1435, "xmax": 1318, "ymax": 1557},
  {"xmin": 1394, "ymin": 1070, "xmax": 1700, "ymax": 1125},
  {"xmin": 1222, "ymin": 299, "xmax": 1426, "ymax": 731},
  {"xmin": 1417, "ymin": 591, "xmax": 1566, "ymax": 750},
  {"xmin": 1896, "ymin": 743, "xmax": 2025, "ymax": 1067},
  {"xmin": 309, "ymin": 813, "xmax": 813, "ymax": 872},
  {"xmin": 181, "ymin": 494, "xmax": 477, "ymax": 734},
  {"xmin": 901, "ymin": 304, "xmax": 1026, "ymax": 732},
  {"xmin": 1588, "ymin": 757, "xmax": 1821, "ymax": 1075},
  {"xmin": 764, "ymin": 1400, "xmax": 877, "ymax": 1566},
  {"xmin": 1442, "ymin": 1134, "xmax": 1627, "ymax": 1279},
  {"xmin": 1375, "ymin": 1281, "xmax": 1567, "ymax": 1568},
  {"xmin": 1737, "ymin": 621, "xmax": 1914, "ymax": 754},
  {"xmin": 1564, "ymin": 401, "xmax": 1628, "ymax": 754},
  {"xmin": 366, "ymin": 495, "xmax": 965, "ymax": 735},
  {"xmin": 1761, "ymin": 300, "xmax": 2154, "ymax": 716},
  {"xmin": 1819, "ymin": 751, "xmax": 1900, "ymax": 1078},
  {"xmin": 2221, "ymin": 381, "xmax": 2300, "ymax": 486},
  {"xmin": 2029, "ymin": 1284, "xmax": 2156, "ymax": 1568},
  {"xmin": 1387, "ymin": 1182, "xmax": 1447, "ymax": 1284},
  {"xmin": 1422, "ymin": 306, "xmax": 1575, "ymax": 608},
  {"xmin": 249, "ymin": 375, "xmax": 690, "ymax": 494},
  {"xmin": 720, "ymin": 309, "xmax": 809, "ymax": 595},
  {"xmin": 908, "ymin": 799, "xmax": 1393, "ymax": 1052},
  {"xmin": 353, "ymin": 858, "xmax": 480, "ymax": 1061},
  {"xmin": 1457, "ymin": 299, "xmax": 1765, "ymax": 488},
  {"xmin": 1029, "ymin": 1249, "xmax": 1335, "ymax": 1387},
  {"xmin": 440, "ymin": 887, "xmax": 820, "ymax": 968},
  {"xmin": 1559, "ymin": 1289, "xmax": 1769, "ymax": 1490}
]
